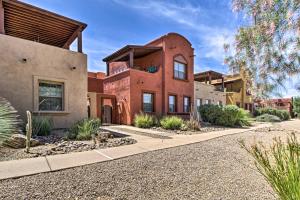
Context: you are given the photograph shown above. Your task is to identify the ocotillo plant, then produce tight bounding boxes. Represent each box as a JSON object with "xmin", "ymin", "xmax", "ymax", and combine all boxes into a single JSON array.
[{"xmin": 25, "ymin": 111, "xmax": 32, "ymax": 153}]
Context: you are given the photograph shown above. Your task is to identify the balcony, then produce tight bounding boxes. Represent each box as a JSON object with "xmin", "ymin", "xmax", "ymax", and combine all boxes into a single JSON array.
[{"xmin": 1, "ymin": 0, "xmax": 87, "ymax": 53}]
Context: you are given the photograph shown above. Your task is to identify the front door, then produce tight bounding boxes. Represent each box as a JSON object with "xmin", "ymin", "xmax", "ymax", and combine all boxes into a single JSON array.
[{"xmin": 102, "ymin": 105, "xmax": 112, "ymax": 124}]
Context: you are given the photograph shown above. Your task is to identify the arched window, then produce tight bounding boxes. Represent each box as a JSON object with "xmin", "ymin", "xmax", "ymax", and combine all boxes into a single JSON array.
[{"xmin": 173, "ymin": 55, "xmax": 187, "ymax": 80}]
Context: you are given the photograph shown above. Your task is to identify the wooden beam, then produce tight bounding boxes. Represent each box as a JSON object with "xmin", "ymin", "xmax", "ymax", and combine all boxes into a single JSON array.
[
  {"xmin": 129, "ymin": 50, "xmax": 134, "ymax": 68},
  {"xmin": 3, "ymin": 0, "xmax": 87, "ymax": 28},
  {"xmin": 63, "ymin": 26, "xmax": 82, "ymax": 49},
  {"xmin": 0, "ymin": 0, "xmax": 4, "ymax": 34},
  {"xmin": 77, "ymin": 30, "xmax": 82, "ymax": 53}
]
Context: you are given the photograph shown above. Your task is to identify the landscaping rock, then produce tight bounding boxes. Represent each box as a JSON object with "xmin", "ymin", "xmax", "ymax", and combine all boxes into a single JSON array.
[{"xmin": 3, "ymin": 134, "xmax": 41, "ymax": 149}]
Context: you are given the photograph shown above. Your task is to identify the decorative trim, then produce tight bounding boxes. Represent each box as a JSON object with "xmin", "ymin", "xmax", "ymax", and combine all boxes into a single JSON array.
[{"xmin": 33, "ymin": 75, "xmax": 69, "ymax": 113}]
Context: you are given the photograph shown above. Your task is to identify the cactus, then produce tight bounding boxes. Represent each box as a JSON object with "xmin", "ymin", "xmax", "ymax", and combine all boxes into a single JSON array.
[{"xmin": 25, "ymin": 111, "xmax": 32, "ymax": 153}]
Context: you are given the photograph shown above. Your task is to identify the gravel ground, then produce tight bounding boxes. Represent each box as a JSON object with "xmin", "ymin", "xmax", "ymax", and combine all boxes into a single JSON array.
[
  {"xmin": 0, "ymin": 137, "xmax": 137, "ymax": 162},
  {"xmin": 0, "ymin": 124, "xmax": 298, "ymax": 200}
]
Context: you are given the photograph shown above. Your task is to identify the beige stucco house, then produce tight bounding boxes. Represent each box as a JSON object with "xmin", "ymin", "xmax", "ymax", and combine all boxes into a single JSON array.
[
  {"xmin": 0, "ymin": 0, "xmax": 88, "ymax": 128},
  {"xmin": 194, "ymin": 71, "xmax": 226, "ymax": 111}
]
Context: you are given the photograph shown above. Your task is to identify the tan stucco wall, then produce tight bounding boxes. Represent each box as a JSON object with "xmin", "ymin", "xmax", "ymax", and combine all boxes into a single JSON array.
[
  {"xmin": 194, "ymin": 81, "xmax": 226, "ymax": 107},
  {"xmin": 0, "ymin": 35, "xmax": 88, "ymax": 128}
]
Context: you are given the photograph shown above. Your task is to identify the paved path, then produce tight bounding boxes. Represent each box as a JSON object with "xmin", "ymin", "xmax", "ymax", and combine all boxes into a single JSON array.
[{"xmin": 0, "ymin": 123, "xmax": 273, "ymax": 180}]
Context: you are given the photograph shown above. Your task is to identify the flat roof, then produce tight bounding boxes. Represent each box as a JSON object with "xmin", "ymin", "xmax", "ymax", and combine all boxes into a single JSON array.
[
  {"xmin": 102, "ymin": 45, "xmax": 162, "ymax": 62},
  {"xmin": 194, "ymin": 70, "xmax": 224, "ymax": 82},
  {"xmin": 2, "ymin": 0, "xmax": 87, "ymax": 48}
]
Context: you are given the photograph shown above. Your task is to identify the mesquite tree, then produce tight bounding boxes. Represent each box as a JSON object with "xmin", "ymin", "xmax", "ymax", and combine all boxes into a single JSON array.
[{"xmin": 225, "ymin": 0, "xmax": 300, "ymax": 97}]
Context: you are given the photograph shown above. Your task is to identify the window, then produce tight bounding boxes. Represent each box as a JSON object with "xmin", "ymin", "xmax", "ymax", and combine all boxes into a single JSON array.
[
  {"xmin": 196, "ymin": 98, "xmax": 202, "ymax": 110},
  {"xmin": 39, "ymin": 82, "xmax": 63, "ymax": 111},
  {"xmin": 143, "ymin": 93, "xmax": 154, "ymax": 112},
  {"xmin": 183, "ymin": 97, "xmax": 190, "ymax": 113},
  {"xmin": 174, "ymin": 61, "xmax": 187, "ymax": 80},
  {"xmin": 205, "ymin": 99, "xmax": 211, "ymax": 105},
  {"xmin": 169, "ymin": 95, "xmax": 177, "ymax": 112}
]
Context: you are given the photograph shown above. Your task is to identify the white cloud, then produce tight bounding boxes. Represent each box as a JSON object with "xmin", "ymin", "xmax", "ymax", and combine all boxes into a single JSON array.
[{"xmin": 112, "ymin": 0, "xmax": 235, "ymax": 67}]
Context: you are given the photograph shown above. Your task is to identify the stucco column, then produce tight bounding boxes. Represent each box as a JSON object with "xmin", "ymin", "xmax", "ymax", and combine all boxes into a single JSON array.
[{"xmin": 0, "ymin": 0, "xmax": 4, "ymax": 34}]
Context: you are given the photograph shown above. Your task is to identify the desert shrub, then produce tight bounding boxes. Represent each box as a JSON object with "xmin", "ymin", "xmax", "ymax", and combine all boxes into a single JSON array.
[
  {"xmin": 293, "ymin": 97, "xmax": 300, "ymax": 117},
  {"xmin": 68, "ymin": 118, "xmax": 101, "ymax": 140},
  {"xmin": 134, "ymin": 113, "xmax": 156, "ymax": 128},
  {"xmin": 0, "ymin": 98, "xmax": 20, "ymax": 143},
  {"xmin": 240, "ymin": 133, "xmax": 300, "ymax": 200},
  {"xmin": 32, "ymin": 116, "xmax": 53, "ymax": 136},
  {"xmin": 256, "ymin": 114, "xmax": 281, "ymax": 122},
  {"xmin": 255, "ymin": 107, "xmax": 290, "ymax": 121},
  {"xmin": 200, "ymin": 104, "xmax": 251, "ymax": 127},
  {"xmin": 199, "ymin": 104, "xmax": 222, "ymax": 124},
  {"xmin": 160, "ymin": 116, "xmax": 184, "ymax": 130}
]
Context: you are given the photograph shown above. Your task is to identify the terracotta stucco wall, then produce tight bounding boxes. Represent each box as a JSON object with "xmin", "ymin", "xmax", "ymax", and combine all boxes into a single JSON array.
[
  {"xmin": 103, "ymin": 70, "xmax": 131, "ymax": 124},
  {"xmin": 162, "ymin": 33, "xmax": 194, "ymax": 113},
  {"xmin": 194, "ymin": 82, "xmax": 226, "ymax": 106},
  {"xmin": 0, "ymin": 35, "xmax": 87, "ymax": 128}
]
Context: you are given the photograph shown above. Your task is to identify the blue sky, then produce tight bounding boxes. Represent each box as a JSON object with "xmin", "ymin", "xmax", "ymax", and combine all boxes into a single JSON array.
[{"xmin": 23, "ymin": 0, "xmax": 299, "ymax": 97}]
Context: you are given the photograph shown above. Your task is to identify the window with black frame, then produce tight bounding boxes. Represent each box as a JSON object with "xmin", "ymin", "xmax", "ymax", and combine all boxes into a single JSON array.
[
  {"xmin": 183, "ymin": 97, "xmax": 190, "ymax": 113},
  {"xmin": 169, "ymin": 95, "xmax": 176, "ymax": 112},
  {"xmin": 174, "ymin": 61, "xmax": 187, "ymax": 80},
  {"xmin": 196, "ymin": 98, "xmax": 202, "ymax": 110},
  {"xmin": 143, "ymin": 93, "xmax": 154, "ymax": 113},
  {"xmin": 39, "ymin": 81, "xmax": 63, "ymax": 111}
]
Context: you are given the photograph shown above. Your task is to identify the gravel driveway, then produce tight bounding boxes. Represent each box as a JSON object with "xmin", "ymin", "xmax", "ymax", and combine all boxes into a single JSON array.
[{"xmin": 0, "ymin": 126, "xmax": 295, "ymax": 200}]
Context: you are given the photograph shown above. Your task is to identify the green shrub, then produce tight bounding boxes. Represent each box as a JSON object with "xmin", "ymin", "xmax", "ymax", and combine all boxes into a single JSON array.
[
  {"xmin": 32, "ymin": 116, "xmax": 53, "ymax": 136},
  {"xmin": 200, "ymin": 104, "xmax": 251, "ymax": 127},
  {"xmin": 134, "ymin": 113, "xmax": 156, "ymax": 128},
  {"xmin": 256, "ymin": 114, "xmax": 281, "ymax": 122},
  {"xmin": 199, "ymin": 104, "xmax": 222, "ymax": 124},
  {"xmin": 240, "ymin": 133, "xmax": 300, "ymax": 200},
  {"xmin": 68, "ymin": 118, "xmax": 101, "ymax": 140},
  {"xmin": 0, "ymin": 98, "xmax": 20, "ymax": 143},
  {"xmin": 255, "ymin": 107, "xmax": 290, "ymax": 121},
  {"xmin": 160, "ymin": 116, "xmax": 184, "ymax": 130},
  {"xmin": 293, "ymin": 97, "xmax": 300, "ymax": 117}
]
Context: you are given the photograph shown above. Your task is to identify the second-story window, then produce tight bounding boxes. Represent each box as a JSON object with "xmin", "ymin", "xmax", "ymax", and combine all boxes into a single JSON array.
[{"xmin": 174, "ymin": 61, "xmax": 187, "ymax": 80}]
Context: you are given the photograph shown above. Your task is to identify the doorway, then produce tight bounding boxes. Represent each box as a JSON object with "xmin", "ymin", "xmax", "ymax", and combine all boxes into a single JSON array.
[{"xmin": 102, "ymin": 105, "xmax": 112, "ymax": 124}]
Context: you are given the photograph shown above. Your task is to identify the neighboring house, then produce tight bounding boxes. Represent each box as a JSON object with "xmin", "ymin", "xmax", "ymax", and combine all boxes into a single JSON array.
[
  {"xmin": 255, "ymin": 98, "xmax": 293, "ymax": 115},
  {"xmin": 194, "ymin": 69, "xmax": 254, "ymax": 112},
  {"xmin": 88, "ymin": 33, "xmax": 194, "ymax": 125},
  {"xmin": 0, "ymin": 0, "xmax": 88, "ymax": 128},
  {"xmin": 194, "ymin": 71, "xmax": 226, "ymax": 111}
]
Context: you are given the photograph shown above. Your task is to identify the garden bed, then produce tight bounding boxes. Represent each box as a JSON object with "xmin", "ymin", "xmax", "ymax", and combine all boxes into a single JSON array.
[
  {"xmin": 151, "ymin": 123, "xmax": 229, "ymax": 135},
  {"xmin": 0, "ymin": 131, "xmax": 136, "ymax": 162}
]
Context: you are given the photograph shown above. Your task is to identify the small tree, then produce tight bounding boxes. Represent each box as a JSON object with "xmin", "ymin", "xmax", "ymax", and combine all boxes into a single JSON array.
[{"xmin": 226, "ymin": 0, "xmax": 300, "ymax": 97}]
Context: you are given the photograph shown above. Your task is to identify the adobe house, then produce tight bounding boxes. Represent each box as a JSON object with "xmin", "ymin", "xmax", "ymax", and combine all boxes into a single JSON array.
[
  {"xmin": 0, "ymin": 0, "xmax": 88, "ymax": 128},
  {"xmin": 195, "ymin": 68, "xmax": 254, "ymax": 112},
  {"xmin": 88, "ymin": 33, "xmax": 194, "ymax": 125},
  {"xmin": 254, "ymin": 98, "xmax": 293, "ymax": 116},
  {"xmin": 194, "ymin": 70, "xmax": 226, "ymax": 111}
]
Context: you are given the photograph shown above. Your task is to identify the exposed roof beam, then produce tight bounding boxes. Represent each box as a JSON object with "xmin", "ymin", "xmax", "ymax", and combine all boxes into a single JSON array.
[{"xmin": 62, "ymin": 26, "xmax": 83, "ymax": 49}]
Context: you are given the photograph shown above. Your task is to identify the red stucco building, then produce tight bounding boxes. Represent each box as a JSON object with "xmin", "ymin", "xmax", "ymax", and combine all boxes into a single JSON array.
[{"xmin": 88, "ymin": 33, "xmax": 194, "ymax": 124}]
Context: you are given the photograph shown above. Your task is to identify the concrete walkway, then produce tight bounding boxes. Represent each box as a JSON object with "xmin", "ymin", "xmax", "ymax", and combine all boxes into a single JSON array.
[{"xmin": 0, "ymin": 123, "xmax": 271, "ymax": 180}]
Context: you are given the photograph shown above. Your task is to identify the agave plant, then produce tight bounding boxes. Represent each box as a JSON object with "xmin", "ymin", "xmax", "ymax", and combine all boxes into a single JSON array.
[{"xmin": 0, "ymin": 97, "xmax": 20, "ymax": 143}]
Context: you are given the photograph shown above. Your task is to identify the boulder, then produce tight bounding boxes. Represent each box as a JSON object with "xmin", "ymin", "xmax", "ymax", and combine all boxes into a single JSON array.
[{"xmin": 3, "ymin": 134, "xmax": 41, "ymax": 149}]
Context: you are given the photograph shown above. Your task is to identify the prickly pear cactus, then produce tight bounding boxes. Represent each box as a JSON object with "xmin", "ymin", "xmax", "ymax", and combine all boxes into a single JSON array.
[{"xmin": 25, "ymin": 111, "xmax": 32, "ymax": 153}]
